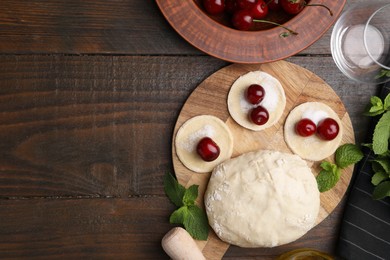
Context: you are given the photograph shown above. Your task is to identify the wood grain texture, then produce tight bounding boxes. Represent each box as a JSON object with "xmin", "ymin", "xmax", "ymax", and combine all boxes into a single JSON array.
[
  {"xmin": 172, "ymin": 61, "xmax": 355, "ymax": 259},
  {"xmin": 0, "ymin": 54, "xmax": 378, "ymax": 259},
  {"xmin": 0, "ymin": 0, "xmax": 369, "ymax": 56},
  {"xmin": 0, "ymin": 55, "xmax": 226, "ymax": 198},
  {"xmin": 0, "ymin": 55, "xmax": 374, "ymax": 198},
  {"xmin": 0, "ymin": 197, "xmax": 175, "ymax": 259},
  {"xmin": 0, "ymin": 0, "xmax": 197, "ymax": 54},
  {"xmin": 0, "ymin": 0, "xmax": 382, "ymax": 258}
]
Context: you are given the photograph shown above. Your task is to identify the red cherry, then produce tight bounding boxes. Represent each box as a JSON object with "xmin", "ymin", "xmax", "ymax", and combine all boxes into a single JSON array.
[
  {"xmin": 225, "ymin": 0, "xmax": 239, "ymax": 14},
  {"xmin": 246, "ymin": 84, "xmax": 265, "ymax": 104},
  {"xmin": 317, "ymin": 118, "xmax": 340, "ymax": 141},
  {"xmin": 232, "ymin": 9, "xmax": 253, "ymax": 30},
  {"xmin": 281, "ymin": 0, "xmax": 333, "ymax": 15},
  {"xmin": 281, "ymin": 0, "xmax": 304, "ymax": 14},
  {"xmin": 295, "ymin": 118, "xmax": 316, "ymax": 137},
  {"xmin": 196, "ymin": 137, "xmax": 220, "ymax": 162},
  {"xmin": 250, "ymin": 106, "xmax": 269, "ymax": 125},
  {"xmin": 268, "ymin": 0, "xmax": 282, "ymax": 11},
  {"xmin": 203, "ymin": 0, "xmax": 226, "ymax": 15},
  {"xmin": 251, "ymin": 0, "xmax": 269, "ymax": 19},
  {"xmin": 237, "ymin": 0, "xmax": 258, "ymax": 10}
]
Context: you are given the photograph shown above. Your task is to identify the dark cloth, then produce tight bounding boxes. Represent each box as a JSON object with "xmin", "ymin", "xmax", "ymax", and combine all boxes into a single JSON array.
[{"xmin": 336, "ymin": 82, "xmax": 390, "ymax": 260}]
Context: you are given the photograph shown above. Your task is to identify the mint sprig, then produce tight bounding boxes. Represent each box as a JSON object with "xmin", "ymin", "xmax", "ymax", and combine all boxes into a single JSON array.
[
  {"xmin": 369, "ymin": 157, "xmax": 390, "ymax": 200},
  {"xmin": 372, "ymin": 110, "xmax": 390, "ymax": 155},
  {"xmin": 316, "ymin": 161, "xmax": 341, "ymax": 192},
  {"xmin": 364, "ymin": 93, "xmax": 390, "ymax": 200},
  {"xmin": 335, "ymin": 144, "xmax": 364, "ymax": 169},
  {"xmin": 372, "ymin": 181, "xmax": 390, "ymax": 200},
  {"xmin": 375, "ymin": 69, "xmax": 390, "ymax": 80},
  {"xmin": 384, "ymin": 94, "xmax": 390, "ymax": 111},
  {"xmin": 371, "ymin": 171, "xmax": 388, "ymax": 186},
  {"xmin": 364, "ymin": 96, "xmax": 386, "ymax": 116},
  {"xmin": 163, "ymin": 171, "xmax": 186, "ymax": 207},
  {"xmin": 164, "ymin": 172, "xmax": 209, "ymax": 240},
  {"xmin": 316, "ymin": 144, "xmax": 363, "ymax": 192}
]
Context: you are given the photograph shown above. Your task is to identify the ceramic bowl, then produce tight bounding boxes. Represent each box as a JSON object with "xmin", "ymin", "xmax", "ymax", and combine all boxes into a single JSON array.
[{"xmin": 156, "ymin": 0, "xmax": 346, "ymax": 63}]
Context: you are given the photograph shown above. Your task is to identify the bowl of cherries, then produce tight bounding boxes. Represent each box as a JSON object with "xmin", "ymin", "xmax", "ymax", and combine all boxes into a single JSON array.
[{"xmin": 156, "ymin": 0, "xmax": 346, "ymax": 63}]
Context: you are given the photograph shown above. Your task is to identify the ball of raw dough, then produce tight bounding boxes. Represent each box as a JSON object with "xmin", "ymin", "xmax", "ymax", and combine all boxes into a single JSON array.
[{"xmin": 204, "ymin": 150, "xmax": 320, "ymax": 248}]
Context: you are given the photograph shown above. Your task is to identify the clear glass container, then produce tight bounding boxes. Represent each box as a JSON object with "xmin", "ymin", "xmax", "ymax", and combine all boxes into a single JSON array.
[{"xmin": 330, "ymin": 2, "xmax": 390, "ymax": 84}]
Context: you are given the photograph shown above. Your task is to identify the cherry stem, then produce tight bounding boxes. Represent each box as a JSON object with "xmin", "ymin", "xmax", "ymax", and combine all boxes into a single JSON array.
[
  {"xmin": 264, "ymin": 0, "xmax": 273, "ymax": 6},
  {"xmin": 305, "ymin": 3, "xmax": 333, "ymax": 16},
  {"xmin": 253, "ymin": 19, "xmax": 298, "ymax": 36}
]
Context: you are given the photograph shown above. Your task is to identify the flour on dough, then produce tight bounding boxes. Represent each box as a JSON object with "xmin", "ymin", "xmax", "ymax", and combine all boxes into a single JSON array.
[
  {"xmin": 204, "ymin": 150, "xmax": 320, "ymax": 248},
  {"xmin": 284, "ymin": 102, "xmax": 343, "ymax": 161},
  {"xmin": 175, "ymin": 115, "xmax": 234, "ymax": 173},
  {"xmin": 227, "ymin": 71, "xmax": 286, "ymax": 131}
]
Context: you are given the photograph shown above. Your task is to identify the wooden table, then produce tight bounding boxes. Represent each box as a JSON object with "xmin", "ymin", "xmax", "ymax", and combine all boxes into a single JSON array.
[{"xmin": 0, "ymin": 0, "xmax": 380, "ymax": 259}]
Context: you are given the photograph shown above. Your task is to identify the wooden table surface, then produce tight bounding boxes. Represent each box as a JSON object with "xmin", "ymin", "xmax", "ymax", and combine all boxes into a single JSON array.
[{"xmin": 0, "ymin": 0, "xmax": 381, "ymax": 259}]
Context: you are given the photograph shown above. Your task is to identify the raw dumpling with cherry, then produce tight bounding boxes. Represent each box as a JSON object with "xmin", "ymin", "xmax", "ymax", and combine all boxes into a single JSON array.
[
  {"xmin": 227, "ymin": 71, "xmax": 286, "ymax": 131},
  {"xmin": 174, "ymin": 115, "xmax": 234, "ymax": 173},
  {"xmin": 284, "ymin": 102, "xmax": 343, "ymax": 161}
]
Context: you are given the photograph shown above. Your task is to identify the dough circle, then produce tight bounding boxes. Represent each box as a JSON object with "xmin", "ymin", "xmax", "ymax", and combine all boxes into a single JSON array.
[
  {"xmin": 175, "ymin": 115, "xmax": 234, "ymax": 173},
  {"xmin": 204, "ymin": 150, "xmax": 320, "ymax": 248},
  {"xmin": 227, "ymin": 71, "xmax": 286, "ymax": 131},
  {"xmin": 284, "ymin": 102, "xmax": 343, "ymax": 161}
]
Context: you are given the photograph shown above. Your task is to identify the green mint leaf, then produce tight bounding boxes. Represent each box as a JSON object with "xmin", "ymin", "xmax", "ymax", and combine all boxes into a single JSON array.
[
  {"xmin": 372, "ymin": 181, "xmax": 390, "ymax": 200},
  {"xmin": 320, "ymin": 161, "xmax": 335, "ymax": 171},
  {"xmin": 371, "ymin": 171, "xmax": 389, "ymax": 186},
  {"xmin": 316, "ymin": 162, "xmax": 341, "ymax": 192},
  {"xmin": 378, "ymin": 150, "xmax": 390, "ymax": 158},
  {"xmin": 372, "ymin": 159, "xmax": 390, "ymax": 174},
  {"xmin": 369, "ymin": 105, "xmax": 384, "ymax": 113},
  {"xmin": 169, "ymin": 206, "xmax": 188, "ymax": 224},
  {"xmin": 163, "ymin": 172, "xmax": 208, "ymax": 240},
  {"xmin": 364, "ymin": 96, "xmax": 385, "ymax": 116},
  {"xmin": 370, "ymin": 96, "xmax": 383, "ymax": 109},
  {"xmin": 183, "ymin": 205, "xmax": 209, "ymax": 240},
  {"xmin": 335, "ymin": 144, "xmax": 364, "ymax": 169},
  {"xmin": 384, "ymin": 94, "xmax": 390, "ymax": 111},
  {"xmin": 375, "ymin": 69, "xmax": 388, "ymax": 79},
  {"xmin": 372, "ymin": 111, "xmax": 390, "ymax": 155},
  {"xmin": 183, "ymin": 185, "xmax": 198, "ymax": 206},
  {"xmin": 372, "ymin": 160, "xmax": 384, "ymax": 173},
  {"xmin": 164, "ymin": 172, "xmax": 185, "ymax": 207},
  {"xmin": 364, "ymin": 109, "xmax": 386, "ymax": 117}
]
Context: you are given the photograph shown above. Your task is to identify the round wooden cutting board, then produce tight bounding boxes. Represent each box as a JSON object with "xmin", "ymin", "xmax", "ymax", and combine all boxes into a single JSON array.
[{"xmin": 171, "ymin": 60, "xmax": 355, "ymax": 259}]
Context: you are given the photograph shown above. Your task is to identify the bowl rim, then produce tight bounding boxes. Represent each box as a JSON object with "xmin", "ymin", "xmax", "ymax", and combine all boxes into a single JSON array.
[{"xmin": 156, "ymin": 0, "xmax": 347, "ymax": 63}]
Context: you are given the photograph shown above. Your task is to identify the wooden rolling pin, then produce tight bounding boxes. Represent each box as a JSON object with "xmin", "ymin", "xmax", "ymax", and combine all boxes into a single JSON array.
[{"xmin": 161, "ymin": 227, "xmax": 206, "ymax": 260}]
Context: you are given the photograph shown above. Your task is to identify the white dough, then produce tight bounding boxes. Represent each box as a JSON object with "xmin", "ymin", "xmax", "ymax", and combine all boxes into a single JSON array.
[
  {"xmin": 175, "ymin": 115, "xmax": 234, "ymax": 173},
  {"xmin": 204, "ymin": 150, "xmax": 320, "ymax": 248},
  {"xmin": 227, "ymin": 71, "xmax": 286, "ymax": 131},
  {"xmin": 284, "ymin": 102, "xmax": 343, "ymax": 161}
]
